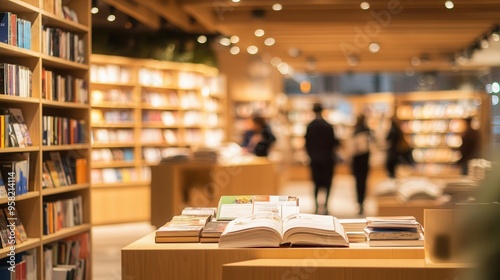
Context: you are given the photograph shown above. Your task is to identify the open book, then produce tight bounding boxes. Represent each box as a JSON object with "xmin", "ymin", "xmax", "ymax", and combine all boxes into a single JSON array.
[{"xmin": 218, "ymin": 213, "xmax": 349, "ymax": 248}]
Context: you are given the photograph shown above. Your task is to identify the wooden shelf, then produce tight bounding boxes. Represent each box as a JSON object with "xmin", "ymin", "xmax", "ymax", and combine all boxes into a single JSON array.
[
  {"xmin": 91, "ymin": 123, "xmax": 136, "ymax": 128},
  {"xmin": 42, "ymin": 184, "xmax": 91, "ymax": 196},
  {"xmin": 0, "ymin": 1, "xmax": 92, "ymax": 278},
  {"xmin": 0, "ymin": 238, "xmax": 41, "ymax": 259},
  {"xmin": 90, "ymin": 54, "xmax": 226, "ymax": 225},
  {"xmin": 42, "ymin": 224, "xmax": 92, "ymax": 245}
]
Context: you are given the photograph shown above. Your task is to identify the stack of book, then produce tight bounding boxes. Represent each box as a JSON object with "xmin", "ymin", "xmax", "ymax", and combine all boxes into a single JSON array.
[
  {"xmin": 364, "ymin": 216, "xmax": 424, "ymax": 247},
  {"xmin": 200, "ymin": 221, "xmax": 229, "ymax": 243},
  {"xmin": 338, "ymin": 218, "xmax": 367, "ymax": 243},
  {"xmin": 155, "ymin": 207, "xmax": 217, "ymax": 243}
]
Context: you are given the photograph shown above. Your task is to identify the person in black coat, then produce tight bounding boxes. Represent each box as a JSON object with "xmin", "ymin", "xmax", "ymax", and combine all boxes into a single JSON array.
[
  {"xmin": 458, "ymin": 117, "xmax": 481, "ymax": 175},
  {"xmin": 350, "ymin": 114, "xmax": 371, "ymax": 215},
  {"xmin": 305, "ymin": 103, "xmax": 340, "ymax": 214},
  {"xmin": 241, "ymin": 115, "xmax": 276, "ymax": 157}
]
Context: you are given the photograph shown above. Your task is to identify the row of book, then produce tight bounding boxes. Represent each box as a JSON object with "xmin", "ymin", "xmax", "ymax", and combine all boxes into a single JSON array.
[
  {"xmin": 0, "ymin": 12, "xmax": 32, "ymax": 50},
  {"xmin": 90, "ymin": 65, "xmax": 132, "ymax": 84},
  {"xmin": 91, "ymin": 89, "xmax": 133, "ymax": 104},
  {"xmin": 91, "ymin": 109, "xmax": 134, "ymax": 124},
  {"xmin": 142, "ymin": 91, "xmax": 180, "ymax": 107},
  {"xmin": 44, "ymin": 232, "xmax": 90, "ymax": 280},
  {"xmin": 396, "ymin": 102, "xmax": 479, "ymax": 120},
  {"xmin": 42, "ymin": 151, "xmax": 87, "ymax": 188},
  {"xmin": 0, "ymin": 206, "xmax": 28, "ymax": 248},
  {"xmin": 91, "ymin": 148, "xmax": 134, "ymax": 163},
  {"xmin": 43, "ymin": 195, "xmax": 83, "ymax": 235},
  {"xmin": 90, "ymin": 168, "xmax": 138, "ymax": 184},
  {"xmin": 0, "ymin": 250, "xmax": 36, "ymax": 280},
  {"xmin": 91, "ymin": 128, "xmax": 133, "ymax": 145},
  {"xmin": 42, "ymin": 26, "xmax": 85, "ymax": 63},
  {"xmin": 140, "ymin": 128, "xmax": 178, "ymax": 145},
  {"xmin": 42, "ymin": 69, "xmax": 88, "ymax": 104},
  {"xmin": 0, "ymin": 107, "xmax": 32, "ymax": 148},
  {"xmin": 42, "ymin": 115, "xmax": 86, "ymax": 146},
  {"xmin": 0, "ymin": 63, "xmax": 33, "ymax": 97},
  {"xmin": 0, "ymin": 153, "xmax": 30, "ymax": 196}
]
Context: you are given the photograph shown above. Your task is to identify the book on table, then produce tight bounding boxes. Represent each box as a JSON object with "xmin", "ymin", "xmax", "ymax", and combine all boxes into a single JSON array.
[
  {"xmin": 216, "ymin": 195, "xmax": 299, "ymax": 221},
  {"xmin": 218, "ymin": 213, "xmax": 349, "ymax": 248},
  {"xmin": 155, "ymin": 214, "xmax": 211, "ymax": 243},
  {"xmin": 365, "ymin": 216, "xmax": 424, "ymax": 247}
]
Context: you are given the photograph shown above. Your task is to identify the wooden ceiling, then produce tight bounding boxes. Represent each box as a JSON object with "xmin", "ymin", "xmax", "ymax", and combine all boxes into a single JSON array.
[{"xmin": 106, "ymin": 0, "xmax": 500, "ymax": 73}]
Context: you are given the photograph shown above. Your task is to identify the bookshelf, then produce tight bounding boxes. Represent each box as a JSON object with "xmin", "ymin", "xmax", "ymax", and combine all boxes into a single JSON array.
[
  {"xmin": 1, "ymin": 0, "xmax": 91, "ymax": 279},
  {"xmin": 90, "ymin": 54, "xmax": 226, "ymax": 225},
  {"xmin": 394, "ymin": 90, "xmax": 489, "ymax": 176}
]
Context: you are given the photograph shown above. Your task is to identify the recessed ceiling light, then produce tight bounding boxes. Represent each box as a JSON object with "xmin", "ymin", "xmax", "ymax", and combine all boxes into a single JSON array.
[
  {"xmin": 255, "ymin": 29, "xmax": 265, "ymax": 37},
  {"xmin": 230, "ymin": 36, "xmax": 240, "ymax": 44},
  {"xmin": 270, "ymin": 57, "xmax": 282, "ymax": 66},
  {"xmin": 368, "ymin": 42, "xmax": 380, "ymax": 53},
  {"xmin": 272, "ymin": 3, "xmax": 283, "ymax": 11},
  {"xmin": 264, "ymin": 38, "xmax": 275, "ymax": 46},
  {"xmin": 360, "ymin": 2, "xmax": 370, "ymax": 10},
  {"xmin": 219, "ymin": 37, "xmax": 231, "ymax": 46},
  {"xmin": 277, "ymin": 62, "xmax": 290, "ymax": 75},
  {"xmin": 91, "ymin": 7, "xmax": 99, "ymax": 14},
  {"xmin": 445, "ymin": 1, "xmax": 454, "ymax": 9},
  {"xmin": 197, "ymin": 35, "xmax": 207, "ymax": 44},
  {"xmin": 481, "ymin": 37, "xmax": 489, "ymax": 49},
  {"xmin": 107, "ymin": 14, "xmax": 116, "ymax": 22},
  {"xmin": 230, "ymin": 46, "xmax": 240, "ymax": 55},
  {"xmin": 232, "ymin": 0, "xmax": 240, "ymax": 3},
  {"xmin": 247, "ymin": 45, "xmax": 259, "ymax": 54},
  {"xmin": 410, "ymin": 56, "xmax": 421, "ymax": 67}
]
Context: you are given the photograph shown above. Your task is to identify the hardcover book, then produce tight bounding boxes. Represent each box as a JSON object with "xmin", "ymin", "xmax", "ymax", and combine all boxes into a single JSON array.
[{"xmin": 218, "ymin": 213, "xmax": 349, "ymax": 248}]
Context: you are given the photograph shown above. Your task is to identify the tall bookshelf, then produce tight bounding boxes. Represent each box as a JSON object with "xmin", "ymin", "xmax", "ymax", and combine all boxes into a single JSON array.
[
  {"xmin": 0, "ymin": 0, "xmax": 91, "ymax": 279},
  {"xmin": 90, "ymin": 54, "xmax": 226, "ymax": 225}
]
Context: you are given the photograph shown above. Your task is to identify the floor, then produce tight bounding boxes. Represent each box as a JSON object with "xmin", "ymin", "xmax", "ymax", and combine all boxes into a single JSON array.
[{"xmin": 91, "ymin": 170, "xmax": 385, "ymax": 280}]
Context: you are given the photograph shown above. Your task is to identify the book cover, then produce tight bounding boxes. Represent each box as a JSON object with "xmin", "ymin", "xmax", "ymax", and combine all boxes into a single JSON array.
[
  {"xmin": 45, "ymin": 160, "xmax": 62, "ymax": 187},
  {"xmin": 10, "ymin": 108, "xmax": 33, "ymax": 146},
  {"xmin": 42, "ymin": 161, "xmax": 55, "ymax": 188},
  {"xmin": 0, "ymin": 209, "xmax": 10, "ymax": 248},
  {"xmin": 0, "ymin": 12, "xmax": 10, "ymax": 44},
  {"xmin": 216, "ymin": 195, "xmax": 299, "ymax": 221},
  {"xmin": 363, "ymin": 227, "xmax": 422, "ymax": 240},
  {"xmin": 201, "ymin": 221, "xmax": 229, "ymax": 238},
  {"xmin": 219, "ymin": 213, "xmax": 349, "ymax": 248},
  {"xmin": 3, "ymin": 206, "xmax": 28, "ymax": 243},
  {"xmin": 0, "ymin": 172, "xmax": 7, "ymax": 199},
  {"xmin": 367, "ymin": 232, "xmax": 425, "ymax": 247},
  {"xmin": 49, "ymin": 152, "xmax": 69, "ymax": 186}
]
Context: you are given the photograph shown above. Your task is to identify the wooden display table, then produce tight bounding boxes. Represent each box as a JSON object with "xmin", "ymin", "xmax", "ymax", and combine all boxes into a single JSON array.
[
  {"xmin": 222, "ymin": 258, "xmax": 473, "ymax": 280},
  {"xmin": 150, "ymin": 157, "xmax": 277, "ymax": 228},
  {"xmin": 122, "ymin": 232, "xmax": 424, "ymax": 280},
  {"xmin": 376, "ymin": 197, "xmax": 449, "ymax": 224}
]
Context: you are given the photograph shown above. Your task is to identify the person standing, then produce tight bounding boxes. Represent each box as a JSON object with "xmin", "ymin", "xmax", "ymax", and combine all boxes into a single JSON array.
[
  {"xmin": 458, "ymin": 117, "xmax": 481, "ymax": 175},
  {"xmin": 241, "ymin": 115, "xmax": 276, "ymax": 157},
  {"xmin": 305, "ymin": 103, "xmax": 340, "ymax": 215},
  {"xmin": 350, "ymin": 114, "xmax": 371, "ymax": 215},
  {"xmin": 385, "ymin": 117, "xmax": 409, "ymax": 178}
]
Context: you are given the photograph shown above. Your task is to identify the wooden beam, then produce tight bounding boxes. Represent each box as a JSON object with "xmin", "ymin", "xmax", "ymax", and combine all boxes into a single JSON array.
[
  {"xmin": 136, "ymin": 0, "xmax": 205, "ymax": 33},
  {"xmin": 102, "ymin": 0, "xmax": 161, "ymax": 30}
]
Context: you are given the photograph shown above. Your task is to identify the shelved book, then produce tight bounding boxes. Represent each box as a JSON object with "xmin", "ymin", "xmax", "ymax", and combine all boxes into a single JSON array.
[
  {"xmin": 365, "ymin": 216, "xmax": 424, "ymax": 247},
  {"xmin": 155, "ymin": 214, "xmax": 211, "ymax": 243},
  {"xmin": 0, "ymin": 108, "xmax": 33, "ymax": 148},
  {"xmin": 44, "ymin": 232, "xmax": 90, "ymax": 280},
  {"xmin": 0, "ymin": 12, "xmax": 32, "ymax": 50},
  {"xmin": 0, "ymin": 63, "xmax": 33, "ymax": 97},
  {"xmin": 218, "ymin": 213, "xmax": 349, "ymax": 248},
  {"xmin": 42, "ymin": 196, "xmax": 83, "ymax": 235},
  {"xmin": 1, "ymin": 206, "xmax": 28, "ymax": 246},
  {"xmin": 0, "ymin": 153, "xmax": 30, "ymax": 196},
  {"xmin": 0, "ymin": 249, "xmax": 37, "ymax": 280}
]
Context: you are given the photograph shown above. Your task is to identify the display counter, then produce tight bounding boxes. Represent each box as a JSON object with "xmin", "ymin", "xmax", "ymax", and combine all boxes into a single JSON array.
[
  {"xmin": 122, "ymin": 232, "xmax": 425, "ymax": 280},
  {"xmin": 150, "ymin": 157, "xmax": 277, "ymax": 228}
]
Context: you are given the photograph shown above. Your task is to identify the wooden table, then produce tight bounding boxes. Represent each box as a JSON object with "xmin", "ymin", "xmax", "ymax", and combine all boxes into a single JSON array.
[
  {"xmin": 222, "ymin": 258, "xmax": 473, "ymax": 280},
  {"xmin": 122, "ymin": 232, "xmax": 425, "ymax": 280},
  {"xmin": 150, "ymin": 157, "xmax": 277, "ymax": 228}
]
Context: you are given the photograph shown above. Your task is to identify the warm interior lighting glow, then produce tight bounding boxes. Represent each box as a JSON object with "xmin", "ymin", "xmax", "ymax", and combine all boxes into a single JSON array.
[
  {"xmin": 368, "ymin": 42, "xmax": 380, "ymax": 53},
  {"xmin": 445, "ymin": 0, "xmax": 454, "ymax": 9},
  {"xmin": 264, "ymin": 38, "xmax": 275, "ymax": 46},
  {"xmin": 230, "ymin": 36, "xmax": 240, "ymax": 44},
  {"xmin": 272, "ymin": 3, "xmax": 283, "ymax": 11},
  {"xmin": 230, "ymin": 46, "xmax": 240, "ymax": 55},
  {"xmin": 254, "ymin": 29, "xmax": 265, "ymax": 37},
  {"xmin": 360, "ymin": 2, "xmax": 370, "ymax": 10},
  {"xmin": 197, "ymin": 35, "xmax": 207, "ymax": 44},
  {"xmin": 247, "ymin": 45, "xmax": 259, "ymax": 54}
]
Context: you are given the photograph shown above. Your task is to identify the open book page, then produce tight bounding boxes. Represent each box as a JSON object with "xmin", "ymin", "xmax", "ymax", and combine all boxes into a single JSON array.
[
  {"xmin": 282, "ymin": 214, "xmax": 349, "ymax": 247},
  {"xmin": 219, "ymin": 213, "xmax": 283, "ymax": 248}
]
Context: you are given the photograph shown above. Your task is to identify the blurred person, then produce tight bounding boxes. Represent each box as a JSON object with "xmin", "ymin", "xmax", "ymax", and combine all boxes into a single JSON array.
[
  {"xmin": 305, "ymin": 103, "xmax": 340, "ymax": 214},
  {"xmin": 385, "ymin": 117, "xmax": 411, "ymax": 178},
  {"xmin": 241, "ymin": 115, "xmax": 276, "ymax": 157},
  {"xmin": 349, "ymin": 114, "xmax": 371, "ymax": 215},
  {"xmin": 458, "ymin": 117, "xmax": 481, "ymax": 175}
]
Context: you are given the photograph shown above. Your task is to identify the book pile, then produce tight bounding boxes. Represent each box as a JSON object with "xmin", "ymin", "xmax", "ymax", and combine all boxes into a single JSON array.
[
  {"xmin": 200, "ymin": 221, "xmax": 229, "ymax": 243},
  {"xmin": 155, "ymin": 207, "xmax": 217, "ymax": 243},
  {"xmin": 364, "ymin": 216, "xmax": 424, "ymax": 247},
  {"xmin": 217, "ymin": 195, "xmax": 300, "ymax": 221},
  {"xmin": 338, "ymin": 218, "xmax": 367, "ymax": 243}
]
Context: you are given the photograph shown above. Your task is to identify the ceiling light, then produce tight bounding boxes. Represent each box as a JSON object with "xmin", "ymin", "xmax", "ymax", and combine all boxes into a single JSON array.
[
  {"xmin": 197, "ymin": 35, "xmax": 207, "ymax": 44},
  {"xmin": 124, "ymin": 16, "xmax": 137, "ymax": 29},
  {"xmin": 270, "ymin": 57, "xmax": 282, "ymax": 66},
  {"xmin": 255, "ymin": 29, "xmax": 265, "ymax": 37},
  {"xmin": 232, "ymin": 0, "xmax": 240, "ymax": 3},
  {"xmin": 368, "ymin": 42, "xmax": 380, "ymax": 53},
  {"xmin": 492, "ymin": 25, "xmax": 500, "ymax": 42},
  {"xmin": 481, "ymin": 36, "xmax": 490, "ymax": 49},
  {"xmin": 107, "ymin": 6, "xmax": 116, "ymax": 22},
  {"xmin": 288, "ymin": 48, "xmax": 301, "ymax": 58},
  {"xmin": 277, "ymin": 62, "xmax": 289, "ymax": 74},
  {"xmin": 445, "ymin": 1, "xmax": 454, "ymax": 9},
  {"xmin": 272, "ymin": 3, "xmax": 283, "ymax": 11},
  {"xmin": 264, "ymin": 38, "xmax": 275, "ymax": 46},
  {"xmin": 360, "ymin": 2, "xmax": 370, "ymax": 10},
  {"xmin": 347, "ymin": 55, "xmax": 359, "ymax": 66},
  {"xmin": 219, "ymin": 37, "xmax": 231, "ymax": 46},
  {"xmin": 247, "ymin": 45, "xmax": 259, "ymax": 54},
  {"xmin": 230, "ymin": 46, "xmax": 240, "ymax": 55},
  {"xmin": 410, "ymin": 56, "xmax": 421, "ymax": 67},
  {"xmin": 91, "ymin": 0, "xmax": 99, "ymax": 14},
  {"xmin": 230, "ymin": 36, "xmax": 239, "ymax": 44}
]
